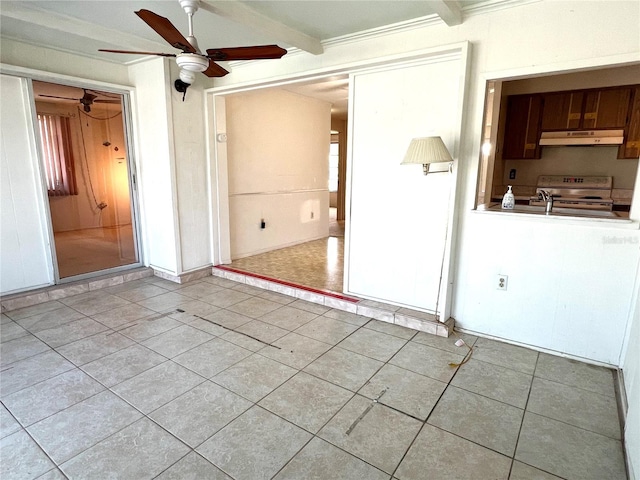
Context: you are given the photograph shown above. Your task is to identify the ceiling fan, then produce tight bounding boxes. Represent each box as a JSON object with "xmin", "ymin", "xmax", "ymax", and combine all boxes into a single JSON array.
[
  {"xmin": 38, "ymin": 89, "xmax": 121, "ymax": 112},
  {"xmin": 99, "ymin": 0, "xmax": 287, "ymax": 97}
]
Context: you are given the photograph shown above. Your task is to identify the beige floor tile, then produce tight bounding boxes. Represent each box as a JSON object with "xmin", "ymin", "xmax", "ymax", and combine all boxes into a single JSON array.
[
  {"xmin": 150, "ymin": 381, "xmax": 252, "ymax": 448},
  {"xmin": 2, "ymin": 369, "xmax": 104, "ymax": 426},
  {"xmin": 155, "ymin": 452, "xmax": 232, "ymax": 480},
  {"xmin": 212, "ymin": 354, "xmax": 297, "ymax": 402},
  {"xmin": 273, "ymin": 437, "xmax": 389, "ymax": 480},
  {"xmin": 389, "ymin": 342, "xmax": 464, "ymax": 383},
  {"xmin": 318, "ymin": 394, "xmax": 422, "ymax": 474},
  {"xmin": 450, "ymin": 358, "xmax": 532, "ymax": 409},
  {"xmin": 80, "ymin": 344, "xmax": 166, "ymax": 387},
  {"xmin": 294, "ymin": 316, "xmax": 358, "ymax": 344},
  {"xmin": 259, "ymin": 305, "xmax": 319, "ymax": 331},
  {"xmin": 172, "ymin": 338, "xmax": 252, "ymax": 378},
  {"xmin": 197, "ymin": 406, "xmax": 312, "ymax": 480},
  {"xmin": 111, "ymin": 361, "xmax": 204, "ymax": 414},
  {"xmin": 472, "ymin": 337, "xmax": 538, "ymax": 375},
  {"xmin": 527, "ymin": 377, "xmax": 621, "ymax": 439},
  {"xmin": 338, "ymin": 328, "xmax": 408, "ymax": 362},
  {"xmin": 142, "ymin": 324, "xmax": 214, "ymax": 358},
  {"xmin": 509, "ymin": 461, "xmax": 564, "ymax": 479},
  {"xmin": 259, "ymin": 372, "xmax": 353, "ymax": 433},
  {"xmin": 395, "ymin": 424, "xmax": 512, "ymax": 480},
  {"xmin": 258, "ymin": 332, "xmax": 332, "ymax": 369},
  {"xmin": 535, "ymin": 352, "xmax": 616, "ymax": 397},
  {"xmin": 27, "ymin": 390, "xmax": 142, "ymax": 464},
  {"xmin": 359, "ymin": 363, "xmax": 446, "ymax": 420},
  {"xmin": 303, "ymin": 346, "xmax": 383, "ymax": 391},
  {"xmin": 1, "ymin": 429, "xmax": 57, "ymax": 480},
  {"xmin": 515, "ymin": 411, "xmax": 626, "ymax": 480},
  {"xmin": 0, "ymin": 350, "xmax": 75, "ymax": 397},
  {"xmin": 428, "ymin": 386, "xmax": 524, "ymax": 456},
  {"xmin": 60, "ymin": 418, "xmax": 189, "ymax": 479}
]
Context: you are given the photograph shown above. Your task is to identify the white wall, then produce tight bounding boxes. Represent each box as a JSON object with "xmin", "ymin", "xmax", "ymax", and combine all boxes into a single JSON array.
[
  {"xmin": 455, "ymin": 213, "xmax": 639, "ymax": 364},
  {"xmin": 128, "ymin": 59, "xmax": 179, "ymax": 275},
  {"xmin": 224, "ymin": 89, "xmax": 331, "ymax": 259},
  {"xmin": 210, "ymin": 0, "xmax": 639, "ymax": 365},
  {"xmin": 0, "ymin": 75, "xmax": 53, "ymax": 293},
  {"xmin": 168, "ymin": 62, "xmax": 213, "ymax": 273},
  {"xmin": 347, "ymin": 57, "xmax": 463, "ymax": 313},
  {"xmin": 0, "ymin": 38, "xmax": 129, "ymax": 86}
]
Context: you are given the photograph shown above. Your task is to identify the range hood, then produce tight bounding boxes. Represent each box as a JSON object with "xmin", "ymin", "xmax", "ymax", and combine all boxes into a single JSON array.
[{"xmin": 539, "ymin": 130, "xmax": 624, "ymax": 146}]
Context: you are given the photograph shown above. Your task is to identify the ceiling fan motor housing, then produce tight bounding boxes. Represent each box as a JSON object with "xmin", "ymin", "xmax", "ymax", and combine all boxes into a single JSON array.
[
  {"xmin": 179, "ymin": 0, "xmax": 199, "ymax": 15},
  {"xmin": 176, "ymin": 53, "xmax": 209, "ymax": 72}
]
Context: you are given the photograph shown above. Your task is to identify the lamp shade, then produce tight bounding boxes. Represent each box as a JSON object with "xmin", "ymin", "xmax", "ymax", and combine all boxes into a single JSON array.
[{"xmin": 401, "ymin": 136, "xmax": 453, "ymax": 165}]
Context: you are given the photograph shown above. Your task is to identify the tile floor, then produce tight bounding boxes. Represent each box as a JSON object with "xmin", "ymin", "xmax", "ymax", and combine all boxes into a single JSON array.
[
  {"xmin": 54, "ymin": 225, "xmax": 137, "ymax": 279},
  {"xmin": 1, "ymin": 275, "xmax": 628, "ymax": 479},
  {"xmin": 229, "ymin": 208, "xmax": 345, "ymax": 293}
]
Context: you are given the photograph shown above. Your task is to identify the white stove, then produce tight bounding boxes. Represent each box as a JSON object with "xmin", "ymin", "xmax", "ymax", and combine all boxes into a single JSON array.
[{"xmin": 529, "ymin": 176, "xmax": 614, "ymax": 211}]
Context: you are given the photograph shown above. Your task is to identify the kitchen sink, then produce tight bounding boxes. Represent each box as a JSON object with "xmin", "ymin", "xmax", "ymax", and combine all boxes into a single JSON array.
[{"xmin": 549, "ymin": 208, "xmax": 620, "ymax": 218}]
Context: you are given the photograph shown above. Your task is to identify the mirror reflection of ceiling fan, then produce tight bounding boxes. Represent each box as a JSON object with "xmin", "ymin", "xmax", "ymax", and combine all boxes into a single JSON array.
[
  {"xmin": 38, "ymin": 89, "xmax": 121, "ymax": 112},
  {"xmin": 98, "ymin": 0, "xmax": 287, "ymax": 97}
]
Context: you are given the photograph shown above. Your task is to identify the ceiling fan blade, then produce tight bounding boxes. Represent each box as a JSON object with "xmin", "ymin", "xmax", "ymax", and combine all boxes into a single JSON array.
[
  {"xmin": 39, "ymin": 94, "xmax": 78, "ymax": 101},
  {"xmin": 202, "ymin": 60, "xmax": 229, "ymax": 78},
  {"xmin": 94, "ymin": 99, "xmax": 122, "ymax": 104},
  {"xmin": 135, "ymin": 9, "xmax": 196, "ymax": 53},
  {"xmin": 99, "ymin": 49, "xmax": 176, "ymax": 58},
  {"xmin": 206, "ymin": 45, "xmax": 287, "ymax": 61}
]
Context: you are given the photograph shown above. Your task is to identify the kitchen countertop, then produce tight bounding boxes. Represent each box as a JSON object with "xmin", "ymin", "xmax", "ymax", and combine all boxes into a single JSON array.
[{"xmin": 476, "ymin": 203, "xmax": 634, "ymax": 224}]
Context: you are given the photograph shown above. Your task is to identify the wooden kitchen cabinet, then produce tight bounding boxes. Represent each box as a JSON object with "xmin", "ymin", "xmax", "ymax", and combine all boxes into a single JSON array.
[
  {"xmin": 583, "ymin": 87, "xmax": 631, "ymax": 129},
  {"xmin": 619, "ymin": 87, "xmax": 640, "ymax": 159},
  {"xmin": 502, "ymin": 94, "xmax": 543, "ymax": 159},
  {"xmin": 541, "ymin": 87, "xmax": 632, "ymax": 131},
  {"xmin": 541, "ymin": 91, "xmax": 584, "ymax": 130}
]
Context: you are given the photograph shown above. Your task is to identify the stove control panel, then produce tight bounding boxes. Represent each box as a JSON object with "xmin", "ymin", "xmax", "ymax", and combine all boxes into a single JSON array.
[{"xmin": 537, "ymin": 175, "xmax": 612, "ymax": 189}]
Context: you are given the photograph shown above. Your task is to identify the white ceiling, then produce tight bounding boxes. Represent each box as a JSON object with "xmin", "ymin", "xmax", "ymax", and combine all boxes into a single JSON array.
[{"xmin": 1, "ymin": 0, "xmax": 522, "ymax": 119}]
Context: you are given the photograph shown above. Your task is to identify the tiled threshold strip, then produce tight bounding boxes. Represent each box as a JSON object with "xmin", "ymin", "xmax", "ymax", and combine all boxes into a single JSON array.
[
  {"xmin": 213, "ymin": 266, "xmax": 453, "ymax": 338},
  {"xmin": 0, "ymin": 265, "xmax": 453, "ymax": 338},
  {"xmin": 0, "ymin": 268, "xmax": 154, "ymax": 313}
]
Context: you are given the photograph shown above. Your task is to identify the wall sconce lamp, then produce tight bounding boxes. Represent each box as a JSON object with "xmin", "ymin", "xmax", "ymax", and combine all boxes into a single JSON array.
[{"xmin": 401, "ymin": 136, "xmax": 453, "ymax": 174}]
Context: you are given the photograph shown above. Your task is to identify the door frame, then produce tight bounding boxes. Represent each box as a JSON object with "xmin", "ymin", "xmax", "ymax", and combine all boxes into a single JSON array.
[
  {"xmin": 1, "ymin": 65, "xmax": 145, "ymax": 284},
  {"xmin": 205, "ymin": 41, "xmax": 470, "ymax": 319}
]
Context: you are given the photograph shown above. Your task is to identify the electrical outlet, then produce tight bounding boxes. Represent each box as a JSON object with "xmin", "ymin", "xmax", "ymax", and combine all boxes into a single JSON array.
[{"xmin": 497, "ymin": 274, "xmax": 508, "ymax": 291}]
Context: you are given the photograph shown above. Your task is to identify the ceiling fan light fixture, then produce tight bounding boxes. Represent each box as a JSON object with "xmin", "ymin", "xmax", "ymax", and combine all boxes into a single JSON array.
[
  {"xmin": 176, "ymin": 53, "xmax": 209, "ymax": 72},
  {"xmin": 178, "ymin": 68, "xmax": 196, "ymax": 85}
]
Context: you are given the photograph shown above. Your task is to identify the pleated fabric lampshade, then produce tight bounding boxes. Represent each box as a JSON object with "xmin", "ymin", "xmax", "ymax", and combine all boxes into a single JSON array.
[{"xmin": 401, "ymin": 136, "xmax": 453, "ymax": 174}]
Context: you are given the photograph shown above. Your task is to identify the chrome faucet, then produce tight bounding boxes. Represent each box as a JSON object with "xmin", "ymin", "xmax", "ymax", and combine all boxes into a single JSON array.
[{"xmin": 538, "ymin": 190, "xmax": 554, "ymax": 213}]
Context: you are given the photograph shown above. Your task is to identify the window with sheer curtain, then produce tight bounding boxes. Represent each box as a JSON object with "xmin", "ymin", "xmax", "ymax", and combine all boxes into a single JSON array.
[{"xmin": 37, "ymin": 114, "xmax": 78, "ymax": 196}]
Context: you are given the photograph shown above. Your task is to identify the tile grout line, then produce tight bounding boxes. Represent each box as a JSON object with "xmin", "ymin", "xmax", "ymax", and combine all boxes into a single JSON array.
[{"xmin": 507, "ymin": 350, "xmax": 539, "ymax": 478}]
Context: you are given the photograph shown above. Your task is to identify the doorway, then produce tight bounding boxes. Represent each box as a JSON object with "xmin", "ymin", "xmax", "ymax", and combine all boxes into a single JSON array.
[
  {"xmin": 33, "ymin": 80, "xmax": 140, "ymax": 280},
  {"xmin": 212, "ymin": 78, "xmax": 348, "ymax": 293}
]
